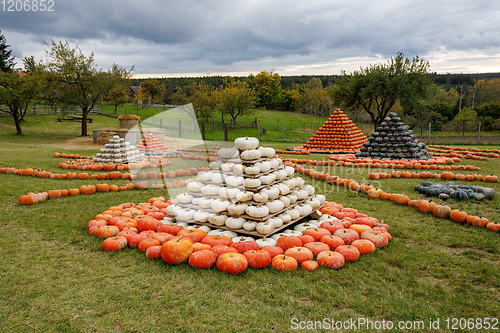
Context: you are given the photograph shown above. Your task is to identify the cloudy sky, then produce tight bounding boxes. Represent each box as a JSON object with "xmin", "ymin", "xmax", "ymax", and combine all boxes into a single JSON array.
[{"xmin": 1, "ymin": 0, "xmax": 500, "ymax": 77}]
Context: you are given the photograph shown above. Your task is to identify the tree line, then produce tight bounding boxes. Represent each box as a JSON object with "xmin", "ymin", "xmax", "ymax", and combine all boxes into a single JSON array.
[{"xmin": 1, "ymin": 30, "xmax": 499, "ymax": 137}]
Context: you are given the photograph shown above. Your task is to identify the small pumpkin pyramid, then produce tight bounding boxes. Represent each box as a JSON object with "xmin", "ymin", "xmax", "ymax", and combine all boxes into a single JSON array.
[
  {"xmin": 301, "ymin": 109, "xmax": 368, "ymax": 152},
  {"xmin": 136, "ymin": 133, "xmax": 171, "ymax": 155},
  {"xmin": 356, "ymin": 112, "xmax": 430, "ymax": 160},
  {"xmin": 94, "ymin": 135, "xmax": 142, "ymax": 164}
]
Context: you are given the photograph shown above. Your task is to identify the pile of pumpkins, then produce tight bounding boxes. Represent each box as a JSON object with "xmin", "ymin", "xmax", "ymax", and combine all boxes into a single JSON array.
[
  {"xmin": 356, "ymin": 112, "xmax": 430, "ymax": 160},
  {"xmin": 414, "ymin": 181, "xmax": 495, "ymax": 201},
  {"xmin": 165, "ymin": 136, "xmax": 324, "ymax": 236},
  {"xmin": 94, "ymin": 135, "xmax": 142, "ymax": 164},
  {"xmin": 301, "ymin": 109, "xmax": 368, "ymax": 152},
  {"xmin": 136, "ymin": 133, "xmax": 172, "ymax": 155}
]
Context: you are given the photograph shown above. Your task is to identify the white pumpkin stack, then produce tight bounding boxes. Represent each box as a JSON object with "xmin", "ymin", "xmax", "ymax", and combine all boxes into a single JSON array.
[
  {"xmin": 167, "ymin": 136, "xmax": 325, "ymax": 237},
  {"xmin": 94, "ymin": 135, "xmax": 143, "ymax": 164}
]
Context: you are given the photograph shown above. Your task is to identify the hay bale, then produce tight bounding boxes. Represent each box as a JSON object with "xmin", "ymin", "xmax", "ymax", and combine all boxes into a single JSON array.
[
  {"xmin": 97, "ymin": 131, "xmax": 118, "ymax": 144},
  {"xmin": 118, "ymin": 114, "xmax": 140, "ymax": 129}
]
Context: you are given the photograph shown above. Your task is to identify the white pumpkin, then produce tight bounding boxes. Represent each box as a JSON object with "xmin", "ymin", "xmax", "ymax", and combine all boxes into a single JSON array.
[
  {"xmin": 200, "ymin": 184, "xmax": 220, "ymax": 196},
  {"xmin": 319, "ymin": 214, "xmax": 338, "ymax": 222},
  {"xmin": 242, "ymin": 221, "xmax": 258, "ymax": 231},
  {"xmin": 293, "ymin": 189, "xmax": 309, "ymax": 201},
  {"xmin": 283, "ymin": 229, "xmax": 302, "ymax": 236},
  {"xmin": 305, "ymin": 197, "xmax": 321, "ymax": 210},
  {"xmin": 211, "ymin": 198, "xmax": 231, "ymax": 212},
  {"xmin": 295, "ymin": 177, "xmax": 305, "ymax": 187},
  {"xmin": 259, "ymin": 173, "xmax": 276, "ymax": 185},
  {"xmin": 244, "ymin": 165, "xmax": 260, "ymax": 175},
  {"xmin": 269, "ymin": 158, "xmax": 281, "ymax": 169},
  {"xmin": 207, "ymin": 229, "xmax": 224, "ymax": 236},
  {"xmin": 255, "ymin": 161, "xmax": 271, "ymax": 173},
  {"xmin": 166, "ymin": 204, "xmax": 181, "ymax": 217},
  {"xmin": 185, "ymin": 224, "xmax": 211, "ymax": 233},
  {"xmin": 253, "ymin": 192, "xmax": 269, "ymax": 204},
  {"xmin": 274, "ymin": 170, "xmax": 288, "ymax": 181},
  {"xmin": 296, "ymin": 203, "xmax": 313, "ymax": 216},
  {"xmin": 227, "ymin": 203, "xmax": 248, "ymax": 216},
  {"xmin": 198, "ymin": 197, "xmax": 214, "ymax": 209},
  {"xmin": 261, "ymin": 186, "xmax": 280, "ymax": 200},
  {"xmin": 266, "ymin": 200, "xmax": 284, "ymax": 214},
  {"xmin": 240, "ymin": 149, "xmax": 262, "ymax": 161},
  {"xmin": 256, "ymin": 237, "xmax": 276, "ymax": 248},
  {"xmin": 218, "ymin": 146, "xmax": 239, "ymax": 159},
  {"xmin": 234, "ymin": 136, "xmax": 259, "ymax": 151},
  {"xmin": 258, "ymin": 146, "xmax": 275, "ymax": 158},
  {"xmin": 220, "ymin": 230, "xmax": 238, "ymax": 239},
  {"xmin": 304, "ymin": 185, "xmax": 315, "ymax": 196},
  {"xmin": 315, "ymin": 194, "xmax": 326, "ymax": 205},
  {"xmin": 187, "ymin": 181, "xmax": 203, "ymax": 192},
  {"xmin": 232, "ymin": 236, "xmax": 255, "ymax": 243},
  {"xmin": 268, "ymin": 217, "xmax": 283, "ymax": 228},
  {"xmin": 279, "ymin": 196, "xmax": 291, "ymax": 208},
  {"xmin": 294, "ymin": 221, "xmax": 317, "ymax": 232},
  {"xmin": 270, "ymin": 232, "xmax": 288, "ymax": 240},
  {"xmin": 161, "ymin": 217, "xmax": 175, "ymax": 224},
  {"xmin": 176, "ymin": 193, "xmax": 193, "ymax": 204},
  {"xmin": 175, "ymin": 208, "xmax": 195, "ymax": 221},
  {"xmin": 256, "ymin": 221, "xmax": 275, "ymax": 234},
  {"xmin": 225, "ymin": 175, "xmax": 244, "ymax": 187},
  {"xmin": 283, "ymin": 178, "xmax": 297, "ymax": 190},
  {"xmin": 193, "ymin": 210, "xmax": 212, "ymax": 223},
  {"xmin": 287, "ymin": 208, "xmax": 301, "ymax": 220},
  {"xmin": 218, "ymin": 187, "xmax": 241, "ymax": 199},
  {"xmin": 232, "ymin": 164, "xmax": 245, "ymax": 174},
  {"xmin": 236, "ymin": 190, "xmax": 253, "ymax": 203},
  {"xmin": 286, "ymin": 193, "xmax": 297, "ymax": 204},
  {"xmin": 307, "ymin": 219, "xmax": 322, "ymax": 227},
  {"xmin": 284, "ymin": 166, "xmax": 295, "ymax": 176},
  {"xmin": 225, "ymin": 217, "xmax": 246, "ymax": 229},
  {"xmin": 221, "ymin": 162, "xmax": 234, "ymax": 172},
  {"xmin": 277, "ymin": 183, "xmax": 290, "ymax": 195},
  {"xmin": 208, "ymin": 213, "xmax": 228, "ymax": 226},
  {"xmin": 176, "ymin": 222, "xmax": 189, "ymax": 228},
  {"xmin": 210, "ymin": 172, "xmax": 225, "ymax": 184},
  {"xmin": 243, "ymin": 177, "xmax": 261, "ymax": 188},
  {"xmin": 277, "ymin": 212, "xmax": 292, "ymax": 224},
  {"xmin": 198, "ymin": 171, "xmax": 213, "ymax": 182},
  {"xmin": 209, "ymin": 160, "xmax": 223, "ymax": 170},
  {"xmin": 246, "ymin": 205, "xmax": 269, "ymax": 218}
]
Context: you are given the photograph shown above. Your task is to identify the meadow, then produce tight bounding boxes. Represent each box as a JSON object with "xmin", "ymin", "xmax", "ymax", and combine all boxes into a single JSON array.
[{"xmin": 0, "ymin": 108, "xmax": 498, "ymax": 332}]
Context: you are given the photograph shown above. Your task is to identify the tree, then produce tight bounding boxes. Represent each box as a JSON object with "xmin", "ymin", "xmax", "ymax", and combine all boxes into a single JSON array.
[
  {"xmin": 139, "ymin": 79, "xmax": 164, "ymax": 104},
  {"xmin": 42, "ymin": 41, "xmax": 127, "ymax": 136},
  {"xmin": 217, "ymin": 83, "xmax": 255, "ymax": 125},
  {"xmin": 170, "ymin": 81, "xmax": 216, "ymax": 122},
  {"xmin": 0, "ymin": 30, "xmax": 15, "ymax": 72},
  {"xmin": 454, "ymin": 107, "xmax": 477, "ymax": 135},
  {"xmin": 106, "ymin": 64, "xmax": 132, "ymax": 113},
  {"xmin": 0, "ymin": 58, "xmax": 41, "ymax": 134},
  {"xmin": 332, "ymin": 52, "xmax": 432, "ymax": 128},
  {"xmin": 245, "ymin": 71, "xmax": 281, "ymax": 109}
]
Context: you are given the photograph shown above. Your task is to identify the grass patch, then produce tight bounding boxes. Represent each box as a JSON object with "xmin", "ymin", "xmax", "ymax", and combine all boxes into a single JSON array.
[{"xmin": 0, "ymin": 111, "xmax": 499, "ymax": 332}]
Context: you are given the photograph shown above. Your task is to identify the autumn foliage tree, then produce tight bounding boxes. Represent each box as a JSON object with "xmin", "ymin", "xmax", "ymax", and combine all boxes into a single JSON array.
[{"xmin": 332, "ymin": 52, "xmax": 433, "ymax": 128}]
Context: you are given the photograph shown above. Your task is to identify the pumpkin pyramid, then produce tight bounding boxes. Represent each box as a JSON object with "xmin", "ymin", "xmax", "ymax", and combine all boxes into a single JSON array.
[
  {"xmin": 136, "ymin": 133, "xmax": 171, "ymax": 155},
  {"xmin": 164, "ymin": 136, "xmax": 325, "ymax": 240},
  {"xmin": 301, "ymin": 109, "xmax": 368, "ymax": 152},
  {"xmin": 356, "ymin": 111, "xmax": 430, "ymax": 160},
  {"xmin": 94, "ymin": 135, "xmax": 142, "ymax": 164}
]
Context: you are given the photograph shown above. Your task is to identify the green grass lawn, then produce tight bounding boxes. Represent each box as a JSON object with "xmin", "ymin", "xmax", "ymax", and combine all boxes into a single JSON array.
[{"xmin": 0, "ymin": 110, "xmax": 499, "ymax": 332}]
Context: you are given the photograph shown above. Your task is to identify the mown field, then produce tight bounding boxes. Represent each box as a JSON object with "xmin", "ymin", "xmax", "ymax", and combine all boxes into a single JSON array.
[{"xmin": 0, "ymin": 110, "xmax": 499, "ymax": 332}]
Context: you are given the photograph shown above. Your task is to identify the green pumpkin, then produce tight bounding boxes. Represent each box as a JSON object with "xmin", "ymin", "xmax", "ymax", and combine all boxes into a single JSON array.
[{"xmin": 483, "ymin": 188, "xmax": 495, "ymax": 200}]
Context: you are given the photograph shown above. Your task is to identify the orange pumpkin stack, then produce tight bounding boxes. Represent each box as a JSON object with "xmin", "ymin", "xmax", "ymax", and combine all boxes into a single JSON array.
[
  {"xmin": 301, "ymin": 109, "xmax": 368, "ymax": 152},
  {"xmin": 137, "ymin": 133, "xmax": 171, "ymax": 155}
]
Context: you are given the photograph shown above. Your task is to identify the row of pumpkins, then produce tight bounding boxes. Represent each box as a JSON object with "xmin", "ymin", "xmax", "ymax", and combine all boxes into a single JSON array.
[
  {"xmin": 356, "ymin": 112, "xmax": 431, "ymax": 160},
  {"xmin": 166, "ymin": 136, "xmax": 323, "ymax": 235}
]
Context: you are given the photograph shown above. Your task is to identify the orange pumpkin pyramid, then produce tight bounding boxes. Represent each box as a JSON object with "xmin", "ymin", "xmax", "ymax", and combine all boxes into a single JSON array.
[{"xmin": 301, "ymin": 109, "xmax": 368, "ymax": 152}]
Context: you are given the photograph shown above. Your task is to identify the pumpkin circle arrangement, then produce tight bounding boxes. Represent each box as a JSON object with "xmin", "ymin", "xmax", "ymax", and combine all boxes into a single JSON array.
[
  {"xmin": 88, "ymin": 195, "xmax": 392, "ymax": 274},
  {"xmin": 356, "ymin": 112, "xmax": 431, "ymax": 160}
]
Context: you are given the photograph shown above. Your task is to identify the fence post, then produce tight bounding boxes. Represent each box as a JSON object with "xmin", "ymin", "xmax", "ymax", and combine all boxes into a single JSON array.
[
  {"xmin": 224, "ymin": 123, "xmax": 228, "ymax": 141},
  {"xmin": 258, "ymin": 122, "xmax": 261, "ymax": 141},
  {"xmin": 428, "ymin": 122, "xmax": 431, "ymax": 145},
  {"xmin": 179, "ymin": 120, "xmax": 182, "ymax": 138},
  {"xmin": 201, "ymin": 121, "xmax": 205, "ymax": 140},
  {"xmin": 213, "ymin": 119, "xmax": 215, "ymax": 131},
  {"xmin": 477, "ymin": 121, "xmax": 481, "ymax": 144},
  {"xmin": 159, "ymin": 119, "xmax": 162, "ymax": 128},
  {"xmin": 282, "ymin": 122, "xmax": 285, "ymax": 141}
]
